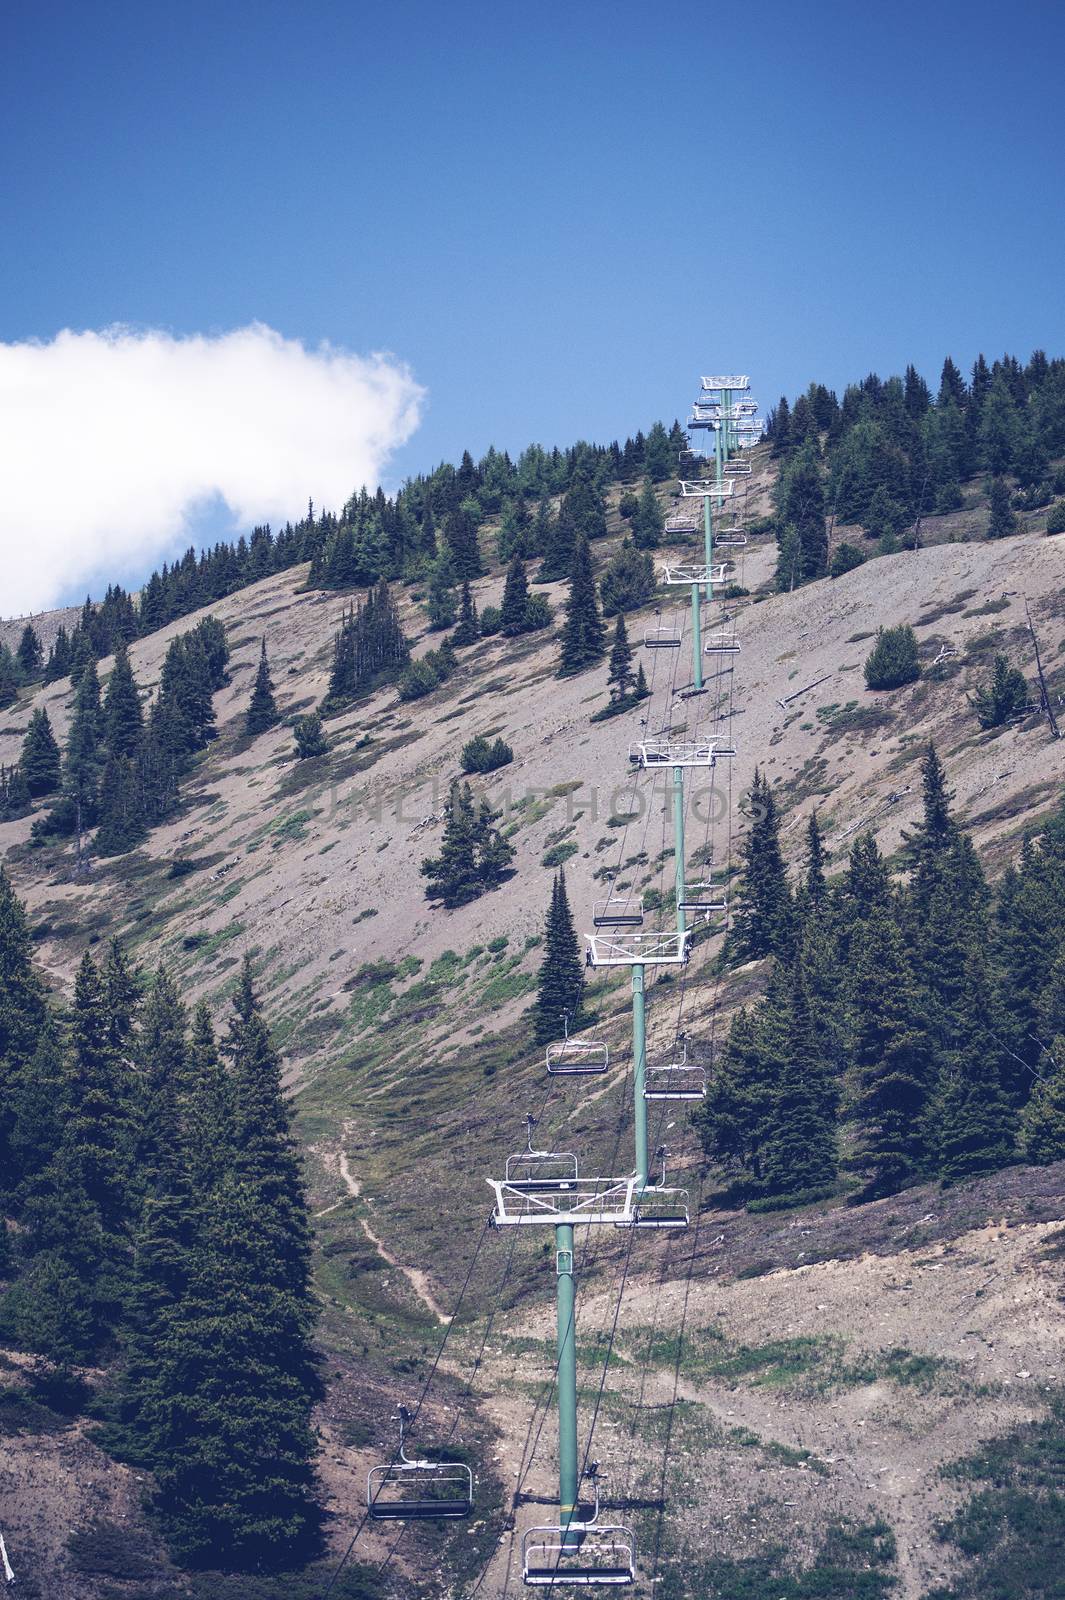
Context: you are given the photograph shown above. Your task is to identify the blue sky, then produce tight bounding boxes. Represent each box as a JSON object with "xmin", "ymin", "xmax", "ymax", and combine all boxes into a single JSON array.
[{"xmin": 2, "ymin": 0, "xmax": 1064, "ymax": 603}]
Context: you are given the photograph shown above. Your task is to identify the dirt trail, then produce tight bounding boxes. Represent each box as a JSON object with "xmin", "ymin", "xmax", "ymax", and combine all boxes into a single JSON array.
[{"xmin": 329, "ymin": 1138, "xmax": 451, "ymax": 1326}]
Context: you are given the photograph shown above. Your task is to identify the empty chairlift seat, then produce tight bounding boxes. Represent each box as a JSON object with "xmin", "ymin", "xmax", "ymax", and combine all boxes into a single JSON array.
[
  {"xmin": 523, "ymin": 1467, "xmax": 636, "ymax": 1588},
  {"xmin": 678, "ymin": 880, "xmax": 729, "ymax": 923},
  {"xmin": 704, "ymin": 629, "xmax": 740, "ymax": 654},
  {"xmin": 367, "ymin": 1407, "xmax": 473, "ymax": 1522},
  {"xmin": 627, "ymin": 1149, "xmax": 689, "ymax": 1229},
  {"xmin": 546, "ymin": 1011, "xmax": 610, "ymax": 1074},
  {"xmin": 644, "ymin": 1038, "xmax": 707, "ymax": 1102},
  {"xmin": 593, "ymin": 894, "xmax": 644, "ymax": 929}
]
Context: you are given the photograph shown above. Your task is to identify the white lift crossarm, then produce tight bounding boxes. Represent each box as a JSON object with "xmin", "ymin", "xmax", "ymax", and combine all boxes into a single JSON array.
[
  {"xmin": 661, "ymin": 561, "xmax": 729, "ymax": 586},
  {"xmin": 679, "ymin": 479, "xmax": 736, "ymax": 499},
  {"xmin": 702, "ymin": 373, "xmax": 750, "ymax": 390},
  {"xmin": 488, "ymin": 1171, "xmax": 637, "ymax": 1227},
  {"xmin": 585, "ymin": 928, "xmax": 691, "ymax": 967},
  {"xmin": 629, "ymin": 738, "xmax": 722, "ymax": 767}
]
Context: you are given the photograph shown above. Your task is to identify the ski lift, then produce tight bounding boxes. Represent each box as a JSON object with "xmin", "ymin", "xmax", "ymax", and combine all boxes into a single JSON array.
[
  {"xmin": 489, "ymin": 1120, "xmax": 637, "ymax": 1227},
  {"xmin": 704, "ymin": 630, "xmax": 740, "ymax": 654},
  {"xmin": 628, "ymin": 1149, "xmax": 689, "ymax": 1229},
  {"xmin": 593, "ymin": 894, "xmax": 644, "ymax": 929},
  {"xmin": 722, "ymin": 460, "xmax": 752, "ymax": 476},
  {"xmin": 678, "ymin": 880, "xmax": 729, "ymax": 923},
  {"xmin": 546, "ymin": 1012, "xmax": 610, "ymax": 1075},
  {"xmin": 645, "ymin": 1038, "xmax": 707, "ymax": 1102},
  {"xmin": 367, "ymin": 1406, "xmax": 473, "ymax": 1522},
  {"xmin": 644, "ymin": 612, "xmax": 682, "ymax": 650},
  {"xmin": 523, "ymin": 1464, "xmax": 636, "ymax": 1587},
  {"xmin": 715, "ymin": 529, "xmax": 748, "ymax": 549}
]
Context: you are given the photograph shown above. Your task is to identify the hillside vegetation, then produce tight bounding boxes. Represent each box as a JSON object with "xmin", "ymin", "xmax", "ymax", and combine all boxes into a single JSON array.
[{"xmin": 0, "ymin": 351, "xmax": 1064, "ymax": 1599}]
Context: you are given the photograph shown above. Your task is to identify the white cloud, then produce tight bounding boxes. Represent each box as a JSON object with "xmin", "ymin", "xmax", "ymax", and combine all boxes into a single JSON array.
[{"xmin": 0, "ymin": 323, "xmax": 425, "ymax": 616}]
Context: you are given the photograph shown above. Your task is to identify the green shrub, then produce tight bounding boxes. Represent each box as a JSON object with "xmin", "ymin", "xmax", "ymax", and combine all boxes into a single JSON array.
[
  {"xmin": 864, "ymin": 625, "xmax": 920, "ymax": 690},
  {"xmin": 541, "ymin": 840, "xmax": 579, "ymax": 868},
  {"xmin": 971, "ymin": 655, "xmax": 1029, "ymax": 729},
  {"xmin": 830, "ymin": 541, "xmax": 866, "ymax": 578},
  {"xmin": 293, "ymin": 711, "xmax": 329, "ymax": 759},
  {"xmin": 460, "ymin": 734, "xmax": 513, "ymax": 774},
  {"xmin": 480, "ymin": 605, "xmax": 502, "ymax": 636},
  {"xmin": 1046, "ymin": 501, "xmax": 1065, "ymax": 534}
]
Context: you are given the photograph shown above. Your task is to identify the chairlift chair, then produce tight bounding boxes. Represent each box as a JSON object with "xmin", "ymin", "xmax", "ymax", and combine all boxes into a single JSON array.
[
  {"xmin": 628, "ymin": 1149, "xmax": 690, "ymax": 1229},
  {"xmin": 644, "ymin": 617, "xmax": 682, "ymax": 650},
  {"xmin": 593, "ymin": 894, "xmax": 644, "ymax": 929},
  {"xmin": 523, "ymin": 1465, "xmax": 635, "ymax": 1587},
  {"xmin": 704, "ymin": 631, "xmax": 740, "ymax": 654},
  {"xmin": 714, "ymin": 529, "xmax": 748, "ymax": 549},
  {"xmin": 367, "ymin": 1406, "xmax": 473, "ymax": 1522},
  {"xmin": 645, "ymin": 1038, "xmax": 707, "ymax": 1102},
  {"xmin": 546, "ymin": 1012, "xmax": 610, "ymax": 1075},
  {"xmin": 678, "ymin": 881, "xmax": 729, "ymax": 923}
]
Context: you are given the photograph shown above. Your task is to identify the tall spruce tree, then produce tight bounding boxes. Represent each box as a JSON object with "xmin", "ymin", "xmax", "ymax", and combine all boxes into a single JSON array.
[
  {"xmin": 759, "ymin": 972, "xmax": 838, "ymax": 1201},
  {"xmin": 534, "ymin": 869, "xmax": 588, "ymax": 1044},
  {"xmin": 632, "ymin": 479, "xmax": 664, "ymax": 549},
  {"xmin": 606, "ymin": 613, "xmax": 636, "ymax": 705},
  {"xmin": 557, "ymin": 536, "xmax": 605, "ymax": 677},
  {"xmin": 451, "ymin": 580, "xmax": 480, "ymax": 646},
  {"xmin": 246, "ymin": 638, "xmax": 280, "ymax": 734},
  {"xmin": 16, "ymin": 623, "xmax": 43, "ymax": 681},
  {"xmin": 19, "ymin": 708, "xmax": 61, "ymax": 797},
  {"xmin": 501, "ymin": 557, "xmax": 532, "ymax": 636},
  {"xmin": 847, "ymin": 904, "xmax": 937, "ymax": 1196},
  {"xmin": 0, "ymin": 867, "xmax": 48, "ymax": 1196},
  {"xmin": 104, "ymin": 644, "xmax": 144, "ymax": 756},
  {"xmin": 732, "ymin": 770, "xmax": 793, "ymax": 960}
]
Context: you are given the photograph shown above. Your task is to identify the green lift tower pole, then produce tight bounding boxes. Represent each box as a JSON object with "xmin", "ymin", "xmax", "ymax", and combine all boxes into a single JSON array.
[
  {"xmin": 632, "ymin": 964, "xmax": 647, "ymax": 1187},
  {"xmin": 555, "ymin": 1222, "xmax": 579, "ymax": 1544},
  {"xmin": 672, "ymin": 763, "xmax": 687, "ymax": 941},
  {"xmin": 690, "ymin": 582, "xmax": 703, "ymax": 688}
]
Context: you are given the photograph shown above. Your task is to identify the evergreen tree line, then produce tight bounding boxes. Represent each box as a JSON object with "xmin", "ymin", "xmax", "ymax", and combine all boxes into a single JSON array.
[
  {"xmin": 0, "ymin": 881, "xmax": 320, "ymax": 1569},
  {"xmin": 767, "ymin": 350, "xmax": 1065, "ymax": 590},
  {"xmin": 697, "ymin": 750, "xmax": 1065, "ymax": 1204},
  {"xmin": 15, "ymin": 424, "xmax": 683, "ymax": 696},
  {"xmin": 15, "ymin": 618, "xmax": 229, "ymax": 858}
]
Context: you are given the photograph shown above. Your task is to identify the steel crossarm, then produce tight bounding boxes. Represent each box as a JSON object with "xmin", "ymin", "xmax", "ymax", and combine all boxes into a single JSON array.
[
  {"xmin": 487, "ymin": 1173, "xmax": 637, "ymax": 1226},
  {"xmin": 661, "ymin": 561, "xmax": 729, "ymax": 585},
  {"xmin": 585, "ymin": 929, "xmax": 691, "ymax": 966},
  {"xmin": 629, "ymin": 738, "xmax": 719, "ymax": 767},
  {"xmin": 679, "ymin": 479, "xmax": 736, "ymax": 499},
  {"xmin": 701, "ymin": 373, "xmax": 750, "ymax": 390}
]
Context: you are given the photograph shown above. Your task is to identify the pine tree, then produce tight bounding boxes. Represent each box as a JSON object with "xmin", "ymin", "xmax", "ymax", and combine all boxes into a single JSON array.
[
  {"xmin": 759, "ymin": 972, "xmax": 838, "ymax": 1201},
  {"xmin": 226, "ymin": 960, "xmax": 316, "ymax": 1302},
  {"xmin": 803, "ymin": 811, "xmax": 827, "ymax": 909},
  {"xmin": 1018, "ymin": 1038, "xmax": 1065, "ymax": 1165},
  {"xmin": 632, "ymin": 479, "xmax": 664, "ymax": 549},
  {"xmin": 987, "ymin": 475, "xmax": 1018, "ymax": 539},
  {"xmin": 501, "ymin": 557, "xmax": 531, "ymax": 636},
  {"xmin": 95, "ymin": 752, "xmax": 147, "ymax": 856},
  {"xmin": 19, "ymin": 707, "xmax": 61, "ymax": 797},
  {"xmin": 0, "ymin": 867, "xmax": 48, "ymax": 1196},
  {"xmin": 0, "ymin": 646, "xmax": 19, "ymax": 708},
  {"xmin": 848, "ymin": 903, "xmax": 938, "ymax": 1196},
  {"xmin": 443, "ymin": 505, "xmax": 484, "ymax": 579},
  {"xmin": 774, "ymin": 440, "xmax": 827, "ymax": 585},
  {"xmin": 426, "ymin": 554, "xmax": 458, "ymax": 630},
  {"xmin": 293, "ymin": 712, "xmax": 329, "ymax": 759},
  {"xmin": 557, "ymin": 536, "xmax": 606, "ymax": 677},
  {"xmin": 451, "ymin": 580, "xmax": 480, "ymax": 646},
  {"xmin": 935, "ymin": 953, "xmax": 1017, "ymax": 1182},
  {"xmin": 534, "ymin": 870, "xmax": 588, "ymax": 1044},
  {"xmin": 421, "ymin": 783, "xmax": 482, "ymax": 907},
  {"xmin": 696, "ymin": 981, "xmax": 790, "ymax": 1186},
  {"xmin": 16, "ymin": 623, "xmax": 43, "ymax": 680},
  {"xmin": 732, "ymin": 770, "xmax": 793, "ymax": 960},
  {"xmin": 103, "ymin": 644, "xmax": 144, "ymax": 756},
  {"xmin": 599, "ymin": 539, "xmax": 656, "ymax": 616},
  {"xmin": 906, "ymin": 744, "xmax": 958, "ymax": 916},
  {"xmin": 971, "ymin": 654, "xmax": 1029, "ymax": 728},
  {"xmin": 864, "ymin": 625, "xmax": 920, "ymax": 690},
  {"xmin": 606, "ymin": 614, "xmax": 635, "ymax": 704},
  {"xmin": 246, "ymin": 639, "xmax": 279, "ymax": 734},
  {"xmin": 473, "ymin": 795, "xmax": 515, "ymax": 888}
]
